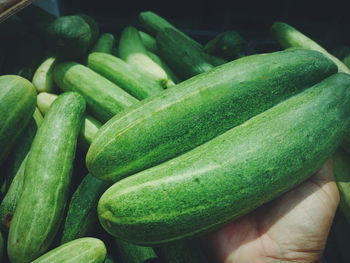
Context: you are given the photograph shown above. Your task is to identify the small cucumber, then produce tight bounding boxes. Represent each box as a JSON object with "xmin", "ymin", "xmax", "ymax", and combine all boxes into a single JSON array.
[
  {"xmin": 53, "ymin": 62, "xmax": 139, "ymax": 122},
  {"xmin": 271, "ymin": 21, "xmax": 350, "ymax": 74},
  {"xmin": 98, "ymin": 73, "xmax": 350, "ymax": 245},
  {"xmin": 87, "ymin": 53, "xmax": 164, "ymax": 100},
  {"xmin": 8, "ymin": 92, "xmax": 86, "ymax": 263},
  {"xmin": 91, "ymin": 33, "xmax": 116, "ymax": 54},
  {"xmin": 60, "ymin": 174, "xmax": 110, "ymax": 244},
  {"xmin": 139, "ymin": 31, "xmax": 157, "ymax": 53},
  {"xmin": 32, "ymin": 57, "xmax": 57, "ymax": 93},
  {"xmin": 116, "ymin": 239, "xmax": 158, "ymax": 263},
  {"xmin": 32, "ymin": 238, "xmax": 107, "ymax": 263},
  {"xmin": 87, "ymin": 49, "xmax": 337, "ymax": 182},
  {"xmin": 0, "ymin": 75, "xmax": 37, "ymax": 167},
  {"xmin": 119, "ymin": 26, "xmax": 169, "ymax": 87}
]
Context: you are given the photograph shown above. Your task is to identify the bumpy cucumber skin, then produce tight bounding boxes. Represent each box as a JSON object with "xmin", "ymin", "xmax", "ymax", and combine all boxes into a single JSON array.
[
  {"xmin": 91, "ymin": 33, "xmax": 116, "ymax": 54},
  {"xmin": 98, "ymin": 73, "xmax": 350, "ymax": 245},
  {"xmin": 87, "ymin": 53, "xmax": 164, "ymax": 100},
  {"xmin": 334, "ymin": 149, "xmax": 350, "ymax": 223},
  {"xmin": 54, "ymin": 62, "xmax": 139, "ymax": 122},
  {"xmin": 116, "ymin": 239, "xmax": 158, "ymax": 263},
  {"xmin": 87, "ymin": 49, "xmax": 337, "ymax": 183},
  {"xmin": 60, "ymin": 174, "xmax": 110, "ymax": 244},
  {"xmin": 32, "ymin": 238, "xmax": 107, "ymax": 263},
  {"xmin": 8, "ymin": 92, "xmax": 86, "ymax": 263},
  {"xmin": 0, "ymin": 75, "xmax": 36, "ymax": 167},
  {"xmin": 271, "ymin": 22, "xmax": 350, "ymax": 74}
]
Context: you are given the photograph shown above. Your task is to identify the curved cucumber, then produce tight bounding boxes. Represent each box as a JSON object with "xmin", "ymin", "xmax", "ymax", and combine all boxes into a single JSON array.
[
  {"xmin": 87, "ymin": 49, "xmax": 337, "ymax": 182},
  {"xmin": 98, "ymin": 73, "xmax": 350, "ymax": 245},
  {"xmin": 60, "ymin": 174, "xmax": 110, "ymax": 244},
  {"xmin": 87, "ymin": 53, "xmax": 163, "ymax": 100},
  {"xmin": 0, "ymin": 75, "xmax": 37, "ymax": 167},
  {"xmin": 116, "ymin": 239, "xmax": 158, "ymax": 263},
  {"xmin": 32, "ymin": 238, "xmax": 107, "ymax": 263},
  {"xmin": 91, "ymin": 33, "xmax": 116, "ymax": 54},
  {"xmin": 32, "ymin": 57, "xmax": 57, "ymax": 93},
  {"xmin": 8, "ymin": 92, "xmax": 86, "ymax": 263},
  {"xmin": 271, "ymin": 22, "xmax": 350, "ymax": 74},
  {"xmin": 53, "ymin": 62, "xmax": 139, "ymax": 122}
]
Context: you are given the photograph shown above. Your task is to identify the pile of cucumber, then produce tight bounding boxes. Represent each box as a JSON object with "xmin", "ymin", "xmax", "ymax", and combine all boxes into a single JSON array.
[{"xmin": 1, "ymin": 7, "xmax": 350, "ymax": 263}]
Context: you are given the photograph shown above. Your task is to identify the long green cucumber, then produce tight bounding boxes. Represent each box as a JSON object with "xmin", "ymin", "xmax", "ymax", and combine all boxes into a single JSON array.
[
  {"xmin": 8, "ymin": 92, "xmax": 86, "ymax": 263},
  {"xmin": 139, "ymin": 31, "xmax": 157, "ymax": 53},
  {"xmin": 334, "ymin": 148, "xmax": 350, "ymax": 223},
  {"xmin": 98, "ymin": 73, "xmax": 350, "ymax": 245},
  {"xmin": 138, "ymin": 11, "xmax": 202, "ymax": 49},
  {"xmin": 87, "ymin": 49, "xmax": 337, "ymax": 182},
  {"xmin": 53, "ymin": 62, "xmax": 139, "ymax": 122},
  {"xmin": 119, "ymin": 26, "xmax": 169, "ymax": 87},
  {"xmin": 271, "ymin": 22, "xmax": 350, "ymax": 74},
  {"xmin": 116, "ymin": 239, "xmax": 158, "ymax": 263},
  {"xmin": 37, "ymin": 92, "xmax": 102, "ymax": 149},
  {"xmin": 91, "ymin": 33, "xmax": 116, "ymax": 54},
  {"xmin": 32, "ymin": 238, "xmax": 107, "ymax": 263},
  {"xmin": 87, "ymin": 53, "xmax": 164, "ymax": 100},
  {"xmin": 60, "ymin": 174, "xmax": 110, "ymax": 244},
  {"xmin": 0, "ymin": 75, "xmax": 37, "ymax": 167},
  {"xmin": 32, "ymin": 57, "xmax": 57, "ymax": 93},
  {"xmin": 157, "ymin": 28, "xmax": 214, "ymax": 80}
]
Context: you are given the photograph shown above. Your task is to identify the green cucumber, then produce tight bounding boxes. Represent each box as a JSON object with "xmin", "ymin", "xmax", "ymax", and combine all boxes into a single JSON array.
[
  {"xmin": 271, "ymin": 22, "xmax": 350, "ymax": 74},
  {"xmin": 53, "ymin": 62, "xmax": 139, "ymax": 122},
  {"xmin": 146, "ymin": 51, "xmax": 178, "ymax": 86},
  {"xmin": 8, "ymin": 92, "xmax": 86, "ymax": 263},
  {"xmin": 32, "ymin": 237, "xmax": 107, "ymax": 263},
  {"xmin": 157, "ymin": 28, "xmax": 214, "ymax": 80},
  {"xmin": 87, "ymin": 49, "xmax": 337, "ymax": 182},
  {"xmin": 139, "ymin": 31, "xmax": 157, "ymax": 53},
  {"xmin": 37, "ymin": 92, "xmax": 102, "ymax": 149},
  {"xmin": 92, "ymin": 33, "xmax": 116, "ymax": 54},
  {"xmin": 87, "ymin": 53, "xmax": 163, "ymax": 100},
  {"xmin": 0, "ymin": 75, "xmax": 36, "ymax": 168},
  {"xmin": 98, "ymin": 73, "xmax": 350, "ymax": 245},
  {"xmin": 343, "ymin": 54, "xmax": 350, "ymax": 69},
  {"xmin": 119, "ymin": 26, "xmax": 169, "ymax": 87},
  {"xmin": 32, "ymin": 57, "xmax": 57, "ymax": 93},
  {"xmin": 205, "ymin": 30, "xmax": 245, "ymax": 60},
  {"xmin": 334, "ymin": 148, "xmax": 350, "ymax": 223},
  {"xmin": 60, "ymin": 174, "xmax": 110, "ymax": 244},
  {"xmin": 138, "ymin": 11, "xmax": 202, "ymax": 49},
  {"xmin": 116, "ymin": 239, "xmax": 158, "ymax": 263}
]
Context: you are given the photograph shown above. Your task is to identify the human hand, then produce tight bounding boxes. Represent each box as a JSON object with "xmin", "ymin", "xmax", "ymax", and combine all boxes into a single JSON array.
[{"xmin": 209, "ymin": 160, "xmax": 339, "ymax": 263}]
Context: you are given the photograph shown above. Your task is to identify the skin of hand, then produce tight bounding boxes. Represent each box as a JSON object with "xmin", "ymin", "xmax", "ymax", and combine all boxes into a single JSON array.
[{"xmin": 209, "ymin": 160, "xmax": 339, "ymax": 263}]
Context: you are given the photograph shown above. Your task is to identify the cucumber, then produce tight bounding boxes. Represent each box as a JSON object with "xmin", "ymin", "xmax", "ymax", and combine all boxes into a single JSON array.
[
  {"xmin": 98, "ymin": 73, "xmax": 350, "ymax": 245},
  {"xmin": 53, "ymin": 62, "xmax": 139, "ymax": 122},
  {"xmin": 116, "ymin": 239, "xmax": 158, "ymax": 263},
  {"xmin": 156, "ymin": 240, "xmax": 209, "ymax": 263},
  {"xmin": 138, "ymin": 11, "xmax": 202, "ymax": 49},
  {"xmin": 87, "ymin": 49, "xmax": 337, "ymax": 182},
  {"xmin": 119, "ymin": 26, "xmax": 169, "ymax": 87},
  {"xmin": 32, "ymin": 237, "xmax": 107, "ymax": 263},
  {"xmin": 139, "ymin": 31, "xmax": 157, "ymax": 53},
  {"xmin": 157, "ymin": 28, "xmax": 214, "ymax": 80},
  {"xmin": 32, "ymin": 57, "xmax": 57, "ymax": 93},
  {"xmin": 60, "ymin": 174, "xmax": 110, "ymax": 244},
  {"xmin": 205, "ymin": 30, "xmax": 245, "ymax": 60},
  {"xmin": 8, "ymin": 92, "xmax": 86, "ymax": 263},
  {"xmin": 91, "ymin": 33, "xmax": 116, "ymax": 54},
  {"xmin": 271, "ymin": 22, "xmax": 350, "ymax": 74},
  {"xmin": 334, "ymin": 148, "xmax": 350, "ymax": 223},
  {"xmin": 37, "ymin": 92, "xmax": 102, "ymax": 149},
  {"xmin": 87, "ymin": 53, "xmax": 164, "ymax": 100},
  {"xmin": 0, "ymin": 75, "xmax": 37, "ymax": 167},
  {"xmin": 343, "ymin": 54, "xmax": 350, "ymax": 69}
]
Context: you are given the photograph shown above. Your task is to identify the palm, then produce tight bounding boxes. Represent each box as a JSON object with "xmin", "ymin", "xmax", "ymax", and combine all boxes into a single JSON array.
[{"xmin": 209, "ymin": 161, "xmax": 339, "ymax": 263}]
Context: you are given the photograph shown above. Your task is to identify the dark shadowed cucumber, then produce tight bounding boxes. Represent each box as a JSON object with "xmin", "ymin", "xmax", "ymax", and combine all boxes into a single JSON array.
[{"xmin": 116, "ymin": 239, "xmax": 158, "ymax": 263}]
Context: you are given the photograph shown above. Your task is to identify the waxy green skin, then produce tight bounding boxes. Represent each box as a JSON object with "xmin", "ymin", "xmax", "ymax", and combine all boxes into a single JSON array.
[
  {"xmin": 7, "ymin": 92, "xmax": 86, "ymax": 263},
  {"xmin": 32, "ymin": 238, "xmax": 107, "ymax": 263},
  {"xmin": 116, "ymin": 239, "xmax": 158, "ymax": 263},
  {"xmin": 91, "ymin": 33, "xmax": 116, "ymax": 54},
  {"xmin": 87, "ymin": 49, "xmax": 337, "ymax": 183},
  {"xmin": 0, "ymin": 75, "xmax": 36, "ymax": 167},
  {"xmin": 60, "ymin": 174, "xmax": 110, "ymax": 244},
  {"xmin": 54, "ymin": 62, "xmax": 139, "ymax": 122},
  {"xmin": 98, "ymin": 73, "xmax": 350, "ymax": 245},
  {"xmin": 88, "ymin": 53, "xmax": 164, "ymax": 100}
]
